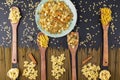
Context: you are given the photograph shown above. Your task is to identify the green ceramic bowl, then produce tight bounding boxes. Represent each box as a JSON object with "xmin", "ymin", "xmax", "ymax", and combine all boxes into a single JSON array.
[{"xmin": 35, "ymin": 0, "xmax": 77, "ymax": 38}]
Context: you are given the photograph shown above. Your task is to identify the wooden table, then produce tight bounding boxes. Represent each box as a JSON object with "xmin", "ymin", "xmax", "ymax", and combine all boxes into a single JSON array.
[{"xmin": 0, "ymin": 46, "xmax": 120, "ymax": 80}]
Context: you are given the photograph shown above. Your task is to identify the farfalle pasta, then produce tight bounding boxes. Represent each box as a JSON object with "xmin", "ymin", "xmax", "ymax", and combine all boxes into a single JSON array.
[
  {"xmin": 22, "ymin": 61, "xmax": 38, "ymax": 80},
  {"xmin": 81, "ymin": 63, "xmax": 100, "ymax": 80},
  {"xmin": 51, "ymin": 54, "xmax": 66, "ymax": 79}
]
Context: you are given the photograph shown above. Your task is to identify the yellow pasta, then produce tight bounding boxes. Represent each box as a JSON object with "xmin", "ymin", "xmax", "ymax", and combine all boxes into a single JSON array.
[
  {"xmin": 51, "ymin": 54, "xmax": 66, "ymax": 79},
  {"xmin": 99, "ymin": 70, "xmax": 111, "ymax": 80},
  {"xmin": 22, "ymin": 61, "xmax": 38, "ymax": 80},
  {"xmin": 81, "ymin": 63, "xmax": 100, "ymax": 80},
  {"xmin": 100, "ymin": 8, "xmax": 112, "ymax": 26},
  {"xmin": 37, "ymin": 34, "xmax": 49, "ymax": 48},
  {"xmin": 8, "ymin": 7, "xmax": 21, "ymax": 23},
  {"xmin": 67, "ymin": 32, "xmax": 79, "ymax": 48},
  {"xmin": 7, "ymin": 68, "xmax": 19, "ymax": 80},
  {"xmin": 38, "ymin": 0, "xmax": 73, "ymax": 34}
]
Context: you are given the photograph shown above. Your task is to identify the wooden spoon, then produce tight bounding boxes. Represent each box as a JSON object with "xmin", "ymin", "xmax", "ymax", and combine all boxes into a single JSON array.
[
  {"xmin": 37, "ymin": 32, "xmax": 47, "ymax": 80},
  {"xmin": 102, "ymin": 24, "xmax": 109, "ymax": 67},
  {"xmin": 8, "ymin": 6, "xmax": 20, "ymax": 80},
  {"xmin": 67, "ymin": 32, "xmax": 79, "ymax": 80}
]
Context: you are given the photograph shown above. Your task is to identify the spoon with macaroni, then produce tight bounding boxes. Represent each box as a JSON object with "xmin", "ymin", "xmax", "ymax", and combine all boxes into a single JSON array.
[
  {"xmin": 37, "ymin": 32, "xmax": 49, "ymax": 80},
  {"xmin": 7, "ymin": 6, "xmax": 21, "ymax": 80},
  {"xmin": 67, "ymin": 32, "xmax": 79, "ymax": 80},
  {"xmin": 100, "ymin": 7, "xmax": 112, "ymax": 80}
]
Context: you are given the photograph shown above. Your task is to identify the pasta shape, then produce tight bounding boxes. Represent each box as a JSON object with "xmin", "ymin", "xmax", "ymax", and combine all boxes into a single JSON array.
[
  {"xmin": 99, "ymin": 70, "xmax": 111, "ymax": 80},
  {"xmin": 100, "ymin": 8, "xmax": 112, "ymax": 26},
  {"xmin": 8, "ymin": 7, "xmax": 21, "ymax": 23},
  {"xmin": 38, "ymin": 0, "xmax": 73, "ymax": 34},
  {"xmin": 51, "ymin": 54, "xmax": 66, "ymax": 79},
  {"xmin": 7, "ymin": 68, "xmax": 19, "ymax": 80}
]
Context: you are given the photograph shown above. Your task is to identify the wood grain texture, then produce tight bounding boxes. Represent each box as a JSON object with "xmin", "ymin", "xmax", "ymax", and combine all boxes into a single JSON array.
[{"xmin": 0, "ymin": 47, "xmax": 119, "ymax": 80}]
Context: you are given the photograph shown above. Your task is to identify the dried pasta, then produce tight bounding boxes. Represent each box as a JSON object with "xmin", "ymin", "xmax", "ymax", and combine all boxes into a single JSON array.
[
  {"xmin": 67, "ymin": 32, "xmax": 79, "ymax": 48},
  {"xmin": 81, "ymin": 63, "xmax": 100, "ymax": 80},
  {"xmin": 37, "ymin": 33, "xmax": 49, "ymax": 48},
  {"xmin": 8, "ymin": 7, "xmax": 21, "ymax": 23},
  {"xmin": 51, "ymin": 54, "xmax": 66, "ymax": 79},
  {"xmin": 99, "ymin": 70, "xmax": 111, "ymax": 80},
  {"xmin": 7, "ymin": 68, "xmax": 19, "ymax": 80},
  {"xmin": 38, "ymin": 0, "xmax": 73, "ymax": 34},
  {"xmin": 22, "ymin": 61, "xmax": 38, "ymax": 80},
  {"xmin": 100, "ymin": 8, "xmax": 112, "ymax": 26}
]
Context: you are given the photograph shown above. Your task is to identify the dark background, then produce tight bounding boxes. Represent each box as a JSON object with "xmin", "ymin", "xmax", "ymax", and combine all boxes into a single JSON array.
[{"xmin": 0, "ymin": 0, "xmax": 120, "ymax": 49}]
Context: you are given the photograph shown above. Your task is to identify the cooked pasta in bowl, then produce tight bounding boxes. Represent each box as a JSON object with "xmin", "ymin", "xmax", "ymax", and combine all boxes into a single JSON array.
[{"xmin": 35, "ymin": 0, "xmax": 77, "ymax": 38}]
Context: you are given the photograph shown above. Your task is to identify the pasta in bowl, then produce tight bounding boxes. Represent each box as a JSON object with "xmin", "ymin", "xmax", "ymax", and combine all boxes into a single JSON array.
[{"xmin": 35, "ymin": 0, "xmax": 77, "ymax": 38}]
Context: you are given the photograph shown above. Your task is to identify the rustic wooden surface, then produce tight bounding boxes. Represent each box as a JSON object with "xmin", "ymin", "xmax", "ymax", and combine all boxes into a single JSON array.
[{"xmin": 0, "ymin": 46, "xmax": 120, "ymax": 80}]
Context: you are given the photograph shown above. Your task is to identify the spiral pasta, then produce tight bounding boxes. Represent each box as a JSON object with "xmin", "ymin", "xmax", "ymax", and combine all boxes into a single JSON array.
[
  {"xmin": 100, "ymin": 8, "xmax": 112, "ymax": 26},
  {"xmin": 37, "ymin": 34, "xmax": 49, "ymax": 48},
  {"xmin": 7, "ymin": 68, "xmax": 19, "ymax": 80}
]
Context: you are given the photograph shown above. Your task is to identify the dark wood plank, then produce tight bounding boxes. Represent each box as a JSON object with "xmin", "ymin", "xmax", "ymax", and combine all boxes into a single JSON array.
[
  {"xmin": 108, "ymin": 48, "xmax": 116, "ymax": 80},
  {"xmin": 18, "ymin": 47, "xmax": 27, "ymax": 80},
  {"xmin": 32, "ymin": 48, "xmax": 41, "ymax": 80},
  {"xmin": 4, "ymin": 47, "xmax": 11, "ymax": 80},
  {"xmin": 115, "ymin": 48, "xmax": 120, "ymax": 80},
  {"xmin": 0, "ymin": 47, "xmax": 6, "ymax": 79}
]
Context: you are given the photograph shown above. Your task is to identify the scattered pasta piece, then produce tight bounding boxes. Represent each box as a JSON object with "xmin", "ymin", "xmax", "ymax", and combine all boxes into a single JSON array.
[
  {"xmin": 38, "ymin": 0, "xmax": 73, "ymax": 34},
  {"xmin": 81, "ymin": 63, "xmax": 100, "ymax": 80},
  {"xmin": 22, "ymin": 61, "xmax": 38, "ymax": 80},
  {"xmin": 6, "ymin": 0, "xmax": 14, "ymax": 6},
  {"xmin": 51, "ymin": 54, "xmax": 66, "ymax": 79},
  {"xmin": 67, "ymin": 32, "xmax": 79, "ymax": 48},
  {"xmin": 100, "ymin": 8, "xmax": 112, "ymax": 26},
  {"xmin": 37, "ymin": 33, "xmax": 49, "ymax": 48},
  {"xmin": 7, "ymin": 68, "xmax": 19, "ymax": 80},
  {"xmin": 8, "ymin": 7, "xmax": 21, "ymax": 23},
  {"xmin": 99, "ymin": 70, "xmax": 111, "ymax": 80}
]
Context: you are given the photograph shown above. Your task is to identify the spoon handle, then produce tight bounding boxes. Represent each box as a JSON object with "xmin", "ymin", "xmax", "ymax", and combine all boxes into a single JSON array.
[
  {"xmin": 39, "ymin": 48, "xmax": 46, "ymax": 80},
  {"xmin": 103, "ymin": 27, "xmax": 109, "ymax": 66},
  {"xmin": 12, "ymin": 24, "xmax": 17, "ymax": 64},
  {"xmin": 72, "ymin": 53, "xmax": 77, "ymax": 80}
]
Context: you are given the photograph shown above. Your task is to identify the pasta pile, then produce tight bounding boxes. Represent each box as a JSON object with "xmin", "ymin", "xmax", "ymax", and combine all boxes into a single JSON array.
[
  {"xmin": 7, "ymin": 68, "xmax": 19, "ymax": 80},
  {"xmin": 37, "ymin": 34, "xmax": 49, "ymax": 48},
  {"xmin": 99, "ymin": 70, "xmax": 111, "ymax": 80},
  {"xmin": 6, "ymin": 0, "xmax": 14, "ymax": 6},
  {"xmin": 8, "ymin": 7, "xmax": 21, "ymax": 23},
  {"xmin": 22, "ymin": 61, "xmax": 38, "ymax": 80},
  {"xmin": 51, "ymin": 54, "xmax": 66, "ymax": 79},
  {"xmin": 38, "ymin": 0, "xmax": 73, "ymax": 34},
  {"xmin": 67, "ymin": 32, "xmax": 79, "ymax": 48},
  {"xmin": 100, "ymin": 8, "xmax": 112, "ymax": 26},
  {"xmin": 81, "ymin": 63, "xmax": 100, "ymax": 80}
]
